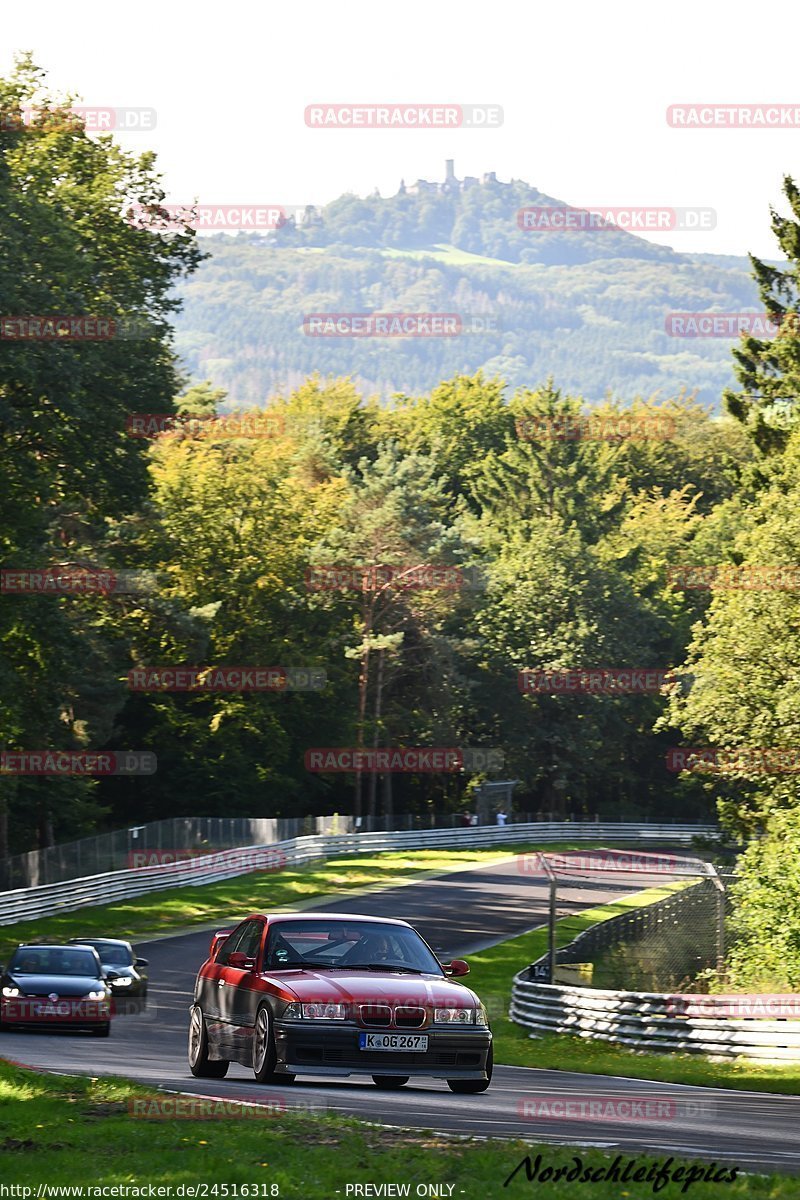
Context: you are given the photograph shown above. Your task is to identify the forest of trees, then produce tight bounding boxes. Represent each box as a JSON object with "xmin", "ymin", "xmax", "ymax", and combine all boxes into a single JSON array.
[
  {"xmin": 173, "ymin": 236, "xmax": 758, "ymax": 407},
  {"xmin": 4, "ymin": 59, "xmax": 800, "ymax": 986}
]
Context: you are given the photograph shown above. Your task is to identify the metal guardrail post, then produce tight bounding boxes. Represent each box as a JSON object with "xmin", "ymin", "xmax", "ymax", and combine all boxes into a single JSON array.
[{"xmin": 536, "ymin": 854, "xmax": 558, "ymax": 984}]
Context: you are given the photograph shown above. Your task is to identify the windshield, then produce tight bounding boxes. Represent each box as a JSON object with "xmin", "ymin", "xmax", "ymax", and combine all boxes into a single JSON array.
[
  {"xmin": 76, "ymin": 942, "xmax": 132, "ymax": 966},
  {"xmin": 264, "ymin": 920, "xmax": 442, "ymax": 974},
  {"xmin": 9, "ymin": 948, "xmax": 100, "ymax": 977}
]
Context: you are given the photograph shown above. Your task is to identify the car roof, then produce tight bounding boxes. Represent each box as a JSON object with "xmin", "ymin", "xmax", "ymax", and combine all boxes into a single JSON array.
[
  {"xmin": 15, "ymin": 943, "xmax": 101, "ymax": 953},
  {"xmin": 68, "ymin": 937, "xmax": 131, "ymax": 947},
  {"xmin": 261, "ymin": 913, "xmax": 412, "ymax": 928}
]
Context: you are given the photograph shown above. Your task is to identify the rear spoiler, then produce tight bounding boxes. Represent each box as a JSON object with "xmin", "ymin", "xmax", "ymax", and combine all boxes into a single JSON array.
[{"xmin": 209, "ymin": 930, "xmax": 233, "ymax": 961}]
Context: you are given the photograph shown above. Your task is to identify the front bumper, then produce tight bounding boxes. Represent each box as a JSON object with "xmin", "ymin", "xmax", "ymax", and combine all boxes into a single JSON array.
[{"xmin": 274, "ymin": 1020, "xmax": 492, "ymax": 1079}]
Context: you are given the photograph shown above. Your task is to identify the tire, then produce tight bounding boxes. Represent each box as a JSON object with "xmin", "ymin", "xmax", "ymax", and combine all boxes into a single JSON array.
[
  {"xmin": 188, "ymin": 1004, "xmax": 229, "ymax": 1078},
  {"xmin": 372, "ymin": 1076, "xmax": 409, "ymax": 1089},
  {"xmin": 91, "ymin": 1023, "xmax": 111, "ymax": 1038},
  {"xmin": 447, "ymin": 1043, "xmax": 493, "ymax": 1094},
  {"xmin": 252, "ymin": 1004, "xmax": 294, "ymax": 1084}
]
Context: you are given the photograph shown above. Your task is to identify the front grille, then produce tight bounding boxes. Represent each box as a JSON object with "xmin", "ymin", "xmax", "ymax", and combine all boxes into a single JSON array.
[
  {"xmin": 395, "ymin": 1007, "xmax": 425, "ymax": 1028},
  {"xmin": 360, "ymin": 1005, "xmax": 392, "ymax": 1027}
]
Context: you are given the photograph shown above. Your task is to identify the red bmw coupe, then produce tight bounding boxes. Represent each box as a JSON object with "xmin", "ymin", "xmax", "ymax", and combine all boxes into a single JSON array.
[{"xmin": 188, "ymin": 912, "xmax": 492, "ymax": 1092}]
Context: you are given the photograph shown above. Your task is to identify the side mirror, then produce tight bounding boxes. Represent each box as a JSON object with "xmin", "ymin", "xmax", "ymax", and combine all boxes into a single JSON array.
[
  {"xmin": 105, "ymin": 970, "xmax": 120, "ymax": 981},
  {"xmin": 445, "ymin": 959, "xmax": 470, "ymax": 978},
  {"xmin": 135, "ymin": 958, "xmax": 149, "ymax": 968},
  {"xmin": 227, "ymin": 951, "xmax": 256, "ymax": 971}
]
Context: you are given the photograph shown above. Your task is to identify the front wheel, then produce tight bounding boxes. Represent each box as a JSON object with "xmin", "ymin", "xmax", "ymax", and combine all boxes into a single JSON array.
[
  {"xmin": 252, "ymin": 1004, "xmax": 294, "ymax": 1084},
  {"xmin": 372, "ymin": 1075, "xmax": 409, "ymax": 1089},
  {"xmin": 91, "ymin": 1023, "xmax": 110, "ymax": 1038},
  {"xmin": 447, "ymin": 1043, "xmax": 492, "ymax": 1094},
  {"xmin": 188, "ymin": 1005, "xmax": 229, "ymax": 1078}
]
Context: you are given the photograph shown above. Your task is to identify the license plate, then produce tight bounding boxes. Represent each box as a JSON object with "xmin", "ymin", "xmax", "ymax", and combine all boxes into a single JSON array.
[{"xmin": 359, "ymin": 1033, "xmax": 428, "ymax": 1052}]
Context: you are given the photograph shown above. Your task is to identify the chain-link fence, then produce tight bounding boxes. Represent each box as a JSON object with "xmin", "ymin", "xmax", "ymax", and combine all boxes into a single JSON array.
[
  {"xmin": 1, "ymin": 808, "xmax": 554, "ymax": 890},
  {"xmin": 527, "ymin": 848, "xmax": 737, "ymax": 992}
]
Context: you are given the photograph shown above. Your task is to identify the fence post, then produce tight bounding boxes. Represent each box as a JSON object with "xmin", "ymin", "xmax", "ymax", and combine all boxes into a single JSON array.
[{"xmin": 702, "ymin": 861, "xmax": 726, "ymax": 974}]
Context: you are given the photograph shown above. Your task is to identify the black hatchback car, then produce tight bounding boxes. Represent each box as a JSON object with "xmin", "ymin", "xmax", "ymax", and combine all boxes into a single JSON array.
[
  {"xmin": 0, "ymin": 943, "xmax": 113, "ymax": 1035},
  {"xmin": 68, "ymin": 938, "xmax": 148, "ymax": 1007}
]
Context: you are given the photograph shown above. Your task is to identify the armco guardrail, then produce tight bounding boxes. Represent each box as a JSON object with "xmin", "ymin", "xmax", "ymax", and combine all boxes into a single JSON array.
[
  {"xmin": 509, "ymin": 977, "xmax": 800, "ymax": 1061},
  {"xmin": 0, "ymin": 822, "xmax": 718, "ymax": 927}
]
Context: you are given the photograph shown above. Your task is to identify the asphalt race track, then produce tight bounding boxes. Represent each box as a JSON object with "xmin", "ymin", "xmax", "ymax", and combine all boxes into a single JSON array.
[{"xmin": 3, "ymin": 854, "xmax": 800, "ymax": 1176}]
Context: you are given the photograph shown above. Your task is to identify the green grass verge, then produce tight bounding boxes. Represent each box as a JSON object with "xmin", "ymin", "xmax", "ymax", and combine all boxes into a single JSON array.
[
  {"xmin": 0, "ymin": 1060, "xmax": 789, "ymax": 1196},
  {"xmin": 0, "ymin": 841, "xmax": 598, "ymax": 964},
  {"xmin": 466, "ymin": 884, "xmax": 800, "ymax": 1095}
]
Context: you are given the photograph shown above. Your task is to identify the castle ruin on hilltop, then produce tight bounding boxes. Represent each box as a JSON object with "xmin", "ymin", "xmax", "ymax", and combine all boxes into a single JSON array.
[{"xmin": 398, "ymin": 160, "xmax": 499, "ymax": 196}]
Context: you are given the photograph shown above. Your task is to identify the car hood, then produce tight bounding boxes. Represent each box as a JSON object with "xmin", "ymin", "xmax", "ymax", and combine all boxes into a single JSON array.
[
  {"xmin": 268, "ymin": 970, "xmax": 479, "ymax": 1008},
  {"xmin": 4, "ymin": 973, "xmax": 105, "ymax": 996}
]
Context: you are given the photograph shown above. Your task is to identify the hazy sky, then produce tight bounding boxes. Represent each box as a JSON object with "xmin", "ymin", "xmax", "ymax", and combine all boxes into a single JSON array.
[{"xmin": 3, "ymin": 0, "xmax": 798, "ymax": 258}]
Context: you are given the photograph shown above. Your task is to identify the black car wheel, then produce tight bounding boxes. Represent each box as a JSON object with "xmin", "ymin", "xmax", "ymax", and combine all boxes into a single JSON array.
[
  {"xmin": 91, "ymin": 1023, "xmax": 111, "ymax": 1038},
  {"xmin": 372, "ymin": 1076, "xmax": 409, "ymax": 1089},
  {"xmin": 188, "ymin": 1004, "xmax": 229, "ymax": 1078},
  {"xmin": 252, "ymin": 1004, "xmax": 295, "ymax": 1084},
  {"xmin": 446, "ymin": 1043, "xmax": 493, "ymax": 1094}
]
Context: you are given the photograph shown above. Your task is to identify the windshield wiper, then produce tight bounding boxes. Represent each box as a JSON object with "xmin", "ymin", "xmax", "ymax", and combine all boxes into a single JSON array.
[
  {"xmin": 295, "ymin": 960, "xmax": 357, "ymax": 969},
  {"xmin": 353, "ymin": 963, "xmax": 428, "ymax": 973}
]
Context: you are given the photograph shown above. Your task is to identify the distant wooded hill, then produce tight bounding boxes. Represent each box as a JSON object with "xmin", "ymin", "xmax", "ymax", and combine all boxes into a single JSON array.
[{"xmin": 171, "ymin": 171, "xmax": 762, "ymax": 405}]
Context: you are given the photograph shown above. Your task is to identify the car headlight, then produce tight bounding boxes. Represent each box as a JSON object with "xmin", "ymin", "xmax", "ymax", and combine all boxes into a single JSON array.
[
  {"xmin": 301, "ymin": 1003, "xmax": 347, "ymax": 1020},
  {"xmin": 111, "ymin": 977, "xmax": 132, "ymax": 986},
  {"xmin": 85, "ymin": 990, "xmax": 106, "ymax": 1001},
  {"xmin": 477, "ymin": 1003, "xmax": 488, "ymax": 1025},
  {"xmin": 281, "ymin": 1002, "xmax": 301, "ymax": 1020},
  {"xmin": 2, "ymin": 986, "xmax": 20, "ymax": 998},
  {"xmin": 434, "ymin": 1007, "xmax": 475, "ymax": 1024}
]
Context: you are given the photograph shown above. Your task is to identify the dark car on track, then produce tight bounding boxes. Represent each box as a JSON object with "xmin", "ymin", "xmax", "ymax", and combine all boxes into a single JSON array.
[
  {"xmin": 0, "ymin": 943, "xmax": 114, "ymax": 1036},
  {"xmin": 68, "ymin": 937, "xmax": 149, "ymax": 1007},
  {"xmin": 188, "ymin": 912, "xmax": 492, "ymax": 1092}
]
